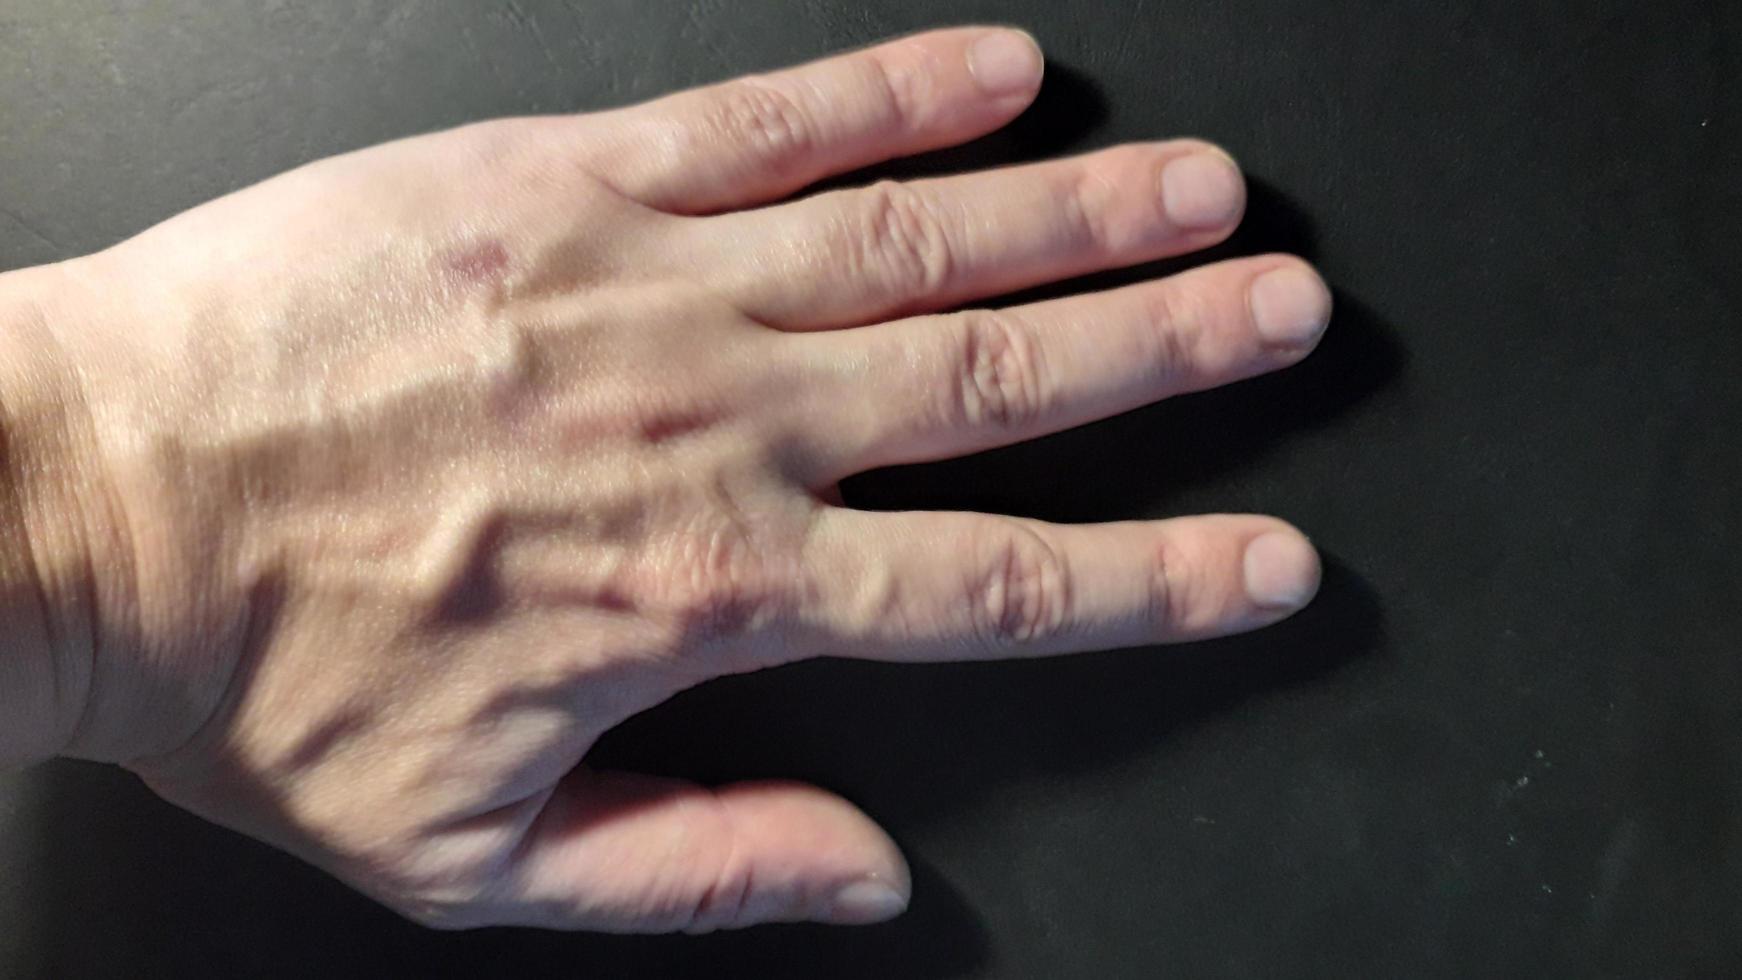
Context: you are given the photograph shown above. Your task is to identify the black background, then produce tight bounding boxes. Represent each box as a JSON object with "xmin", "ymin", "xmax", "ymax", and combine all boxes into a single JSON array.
[{"xmin": 1, "ymin": 1, "xmax": 1739, "ymax": 977}]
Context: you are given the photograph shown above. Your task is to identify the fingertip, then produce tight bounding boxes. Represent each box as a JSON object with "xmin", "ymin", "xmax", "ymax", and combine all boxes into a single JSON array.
[
  {"xmin": 716, "ymin": 779, "xmax": 911, "ymax": 927},
  {"xmin": 814, "ymin": 791, "xmax": 911, "ymax": 924},
  {"xmin": 1248, "ymin": 258, "xmax": 1333, "ymax": 351},
  {"xmin": 1158, "ymin": 141, "xmax": 1247, "ymax": 233},
  {"xmin": 966, "ymin": 28, "xmax": 1045, "ymax": 100},
  {"xmin": 1242, "ymin": 528, "xmax": 1322, "ymax": 612},
  {"xmin": 825, "ymin": 875, "xmax": 911, "ymax": 925}
]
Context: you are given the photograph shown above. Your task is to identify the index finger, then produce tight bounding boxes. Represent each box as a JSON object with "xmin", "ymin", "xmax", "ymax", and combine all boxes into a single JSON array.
[{"xmin": 583, "ymin": 26, "xmax": 1044, "ymax": 213}]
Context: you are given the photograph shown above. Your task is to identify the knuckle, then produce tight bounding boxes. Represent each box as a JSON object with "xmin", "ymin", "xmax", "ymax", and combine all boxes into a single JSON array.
[
  {"xmin": 970, "ymin": 524, "xmax": 1073, "ymax": 649},
  {"xmin": 862, "ymin": 46, "xmax": 933, "ymax": 133},
  {"xmin": 453, "ymin": 118, "xmax": 532, "ymax": 167},
  {"xmin": 682, "ymin": 860, "xmax": 755, "ymax": 934},
  {"xmin": 1146, "ymin": 535, "xmax": 1194, "ymax": 636},
  {"xmin": 638, "ymin": 790, "xmax": 753, "ymax": 933},
  {"xmin": 952, "ymin": 310, "xmax": 1047, "ymax": 431},
  {"xmin": 656, "ymin": 518, "xmax": 795, "ymax": 651},
  {"xmin": 1141, "ymin": 283, "xmax": 1208, "ymax": 382},
  {"xmin": 1064, "ymin": 152, "xmax": 1141, "ymax": 251},
  {"xmin": 710, "ymin": 80, "xmax": 814, "ymax": 172},
  {"xmin": 856, "ymin": 179, "xmax": 953, "ymax": 297},
  {"xmin": 422, "ymin": 119, "xmax": 573, "ymax": 201}
]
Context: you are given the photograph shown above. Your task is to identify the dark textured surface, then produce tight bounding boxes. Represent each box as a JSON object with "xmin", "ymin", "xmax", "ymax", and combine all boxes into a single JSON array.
[{"xmin": 1, "ymin": 1, "xmax": 1739, "ymax": 977}]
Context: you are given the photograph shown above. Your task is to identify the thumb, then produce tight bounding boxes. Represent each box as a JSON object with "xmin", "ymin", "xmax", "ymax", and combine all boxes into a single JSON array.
[{"xmin": 489, "ymin": 769, "xmax": 911, "ymax": 932}]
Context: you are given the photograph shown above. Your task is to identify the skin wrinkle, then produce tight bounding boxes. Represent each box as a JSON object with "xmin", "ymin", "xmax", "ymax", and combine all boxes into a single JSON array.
[
  {"xmin": 0, "ymin": 278, "xmax": 151, "ymax": 764},
  {"xmin": 0, "ymin": 378, "xmax": 74, "ymax": 764}
]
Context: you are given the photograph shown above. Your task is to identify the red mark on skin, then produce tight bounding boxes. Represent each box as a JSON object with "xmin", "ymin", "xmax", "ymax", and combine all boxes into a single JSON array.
[
  {"xmin": 441, "ymin": 239, "xmax": 511, "ymax": 287},
  {"xmin": 553, "ymin": 409, "xmax": 713, "ymax": 448},
  {"xmin": 636, "ymin": 411, "xmax": 711, "ymax": 445}
]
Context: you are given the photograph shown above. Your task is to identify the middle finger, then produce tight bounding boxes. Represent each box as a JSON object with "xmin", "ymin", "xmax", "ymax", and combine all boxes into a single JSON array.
[{"xmin": 780, "ymin": 253, "xmax": 1331, "ymax": 481}]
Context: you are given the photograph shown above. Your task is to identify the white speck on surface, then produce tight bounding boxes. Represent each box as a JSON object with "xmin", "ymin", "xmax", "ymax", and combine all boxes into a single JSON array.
[
  {"xmin": 1507, "ymin": 834, "xmax": 1518, "ymax": 846},
  {"xmin": 1191, "ymin": 815, "xmax": 1215, "ymax": 825},
  {"xmin": 1534, "ymin": 749, "xmax": 1544, "ymax": 759},
  {"xmin": 1516, "ymin": 775, "xmax": 1531, "ymax": 789},
  {"xmin": 1541, "ymin": 884, "xmax": 1554, "ymax": 894}
]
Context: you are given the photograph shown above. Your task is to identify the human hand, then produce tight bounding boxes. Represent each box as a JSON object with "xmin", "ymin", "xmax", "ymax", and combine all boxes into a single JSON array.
[{"xmin": 19, "ymin": 26, "xmax": 1329, "ymax": 930}]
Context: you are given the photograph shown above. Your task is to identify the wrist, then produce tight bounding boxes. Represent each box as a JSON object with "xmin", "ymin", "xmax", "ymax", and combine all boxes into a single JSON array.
[
  {"xmin": 0, "ymin": 262, "xmax": 114, "ymax": 767},
  {"xmin": 0, "ymin": 256, "xmax": 234, "ymax": 769},
  {"xmin": 20, "ymin": 252, "xmax": 262, "ymax": 770}
]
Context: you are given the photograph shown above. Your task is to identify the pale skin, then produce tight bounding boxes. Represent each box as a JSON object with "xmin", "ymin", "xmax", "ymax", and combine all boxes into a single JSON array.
[{"xmin": 0, "ymin": 27, "xmax": 1330, "ymax": 931}]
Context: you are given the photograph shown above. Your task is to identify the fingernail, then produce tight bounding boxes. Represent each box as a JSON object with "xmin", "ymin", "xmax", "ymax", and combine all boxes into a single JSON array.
[
  {"xmin": 1242, "ymin": 531, "xmax": 1321, "ymax": 610},
  {"xmin": 1247, "ymin": 265, "xmax": 1332, "ymax": 348},
  {"xmin": 968, "ymin": 30, "xmax": 1043, "ymax": 98},
  {"xmin": 828, "ymin": 878, "xmax": 909, "ymax": 925},
  {"xmin": 1158, "ymin": 149, "xmax": 1244, "ymax": 230}
]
